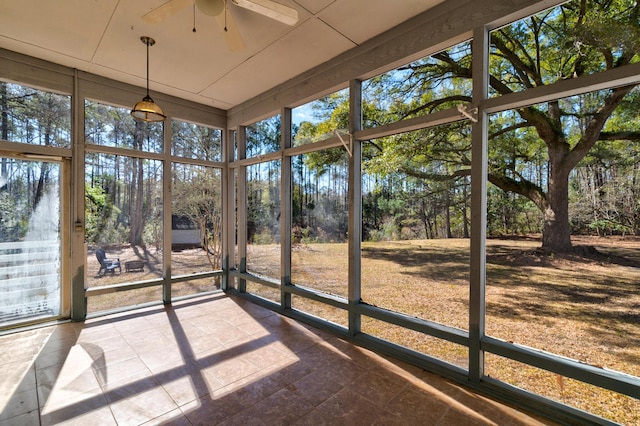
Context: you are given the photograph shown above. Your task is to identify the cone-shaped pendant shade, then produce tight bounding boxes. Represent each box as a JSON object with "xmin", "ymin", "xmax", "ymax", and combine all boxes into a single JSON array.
[{"xmin": 131, "ymin": 36, "xmax": 165, "ymax": 122}]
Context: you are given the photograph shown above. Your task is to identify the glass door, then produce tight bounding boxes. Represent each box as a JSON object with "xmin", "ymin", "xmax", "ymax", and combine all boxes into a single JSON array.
[{"xmin": 0, "ymin": 157, "xmax": 63, "ymax": 328}]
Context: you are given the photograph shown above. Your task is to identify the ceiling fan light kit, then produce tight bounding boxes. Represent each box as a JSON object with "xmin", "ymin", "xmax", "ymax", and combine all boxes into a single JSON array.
[
  {"xmin": 131, "ymin": 36, "xmax": 166, "ymax": 122},
  {"xmin": 195, "ymin": 0, "xmax": 225, "ymax": 16},
  {"xmin": 142, "ymin": 0, "xmax": 298, "ymax": 52}
]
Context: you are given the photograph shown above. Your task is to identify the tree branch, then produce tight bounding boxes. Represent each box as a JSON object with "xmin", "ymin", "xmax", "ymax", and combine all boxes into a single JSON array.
[
  {"xmin": 492, "ymin": 32, "xmax": 538, "ymax": 88},
  {"xmin": 401, "ymin": 95, "xmax": 472, "ymax": 118},
  {"xmin": 489, "ymin": 122, "xmax": 531, "ymax": 139},
  {"xmin": 566, "ymin": 84, "xmax": 636, "ymax": 169},
  {"xmin": 487, "ymin": 172, "xmax": 548, "ymax": 212},
  {"xmin": 598, "ymin": 130, "xmax": 640, "ymax": 141},
  {"xmin": 398, "ymin": 166, "xmax": 470, "ymax": 182}
]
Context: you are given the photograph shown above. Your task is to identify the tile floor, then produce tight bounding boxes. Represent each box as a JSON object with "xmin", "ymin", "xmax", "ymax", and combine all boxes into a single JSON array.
[{"xmin": 0, "ymin": 293, "xmax": 556, "ymax": 425}]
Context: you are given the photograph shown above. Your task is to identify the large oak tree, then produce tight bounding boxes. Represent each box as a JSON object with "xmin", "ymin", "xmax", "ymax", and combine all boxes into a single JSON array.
[{"xmin": 367, "ymin": 0, "xmax": 640, "ymax": 252}]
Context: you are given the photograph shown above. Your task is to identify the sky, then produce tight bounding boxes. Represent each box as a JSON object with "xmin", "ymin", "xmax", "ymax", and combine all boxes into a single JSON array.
[{"xmin": 291, "ymin": 103, "xmax": 316, "ymax": 126}]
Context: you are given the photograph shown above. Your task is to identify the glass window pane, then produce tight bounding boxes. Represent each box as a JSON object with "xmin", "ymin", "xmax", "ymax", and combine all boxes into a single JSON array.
[
  {"xmin": 171, "ymin": 163, "xmax": 222, "ymax": 278},
  {"xmin": 246, "ymin": 282, "xmax": 280, "ymax": 304},
  {"xmin": 291, "ymin": 295, "xmax": 348, "ymax": 328},
  {"xmin": 361, "ymin": 122, "xmax": 472, "ymax": 331},
  {"xmin": 233, "ymin": 168, "xmax": 239, "ymax": 269},
  {"xmin": 85, "ymin": 101, "xmax": 163, "ymax": 153},
  {"xmin": 172, "ymin": 277, "xmax": 221, "ymax": 298},
  {"xmin": 291, "ymin": 148, "xmax": 349, "ymax": 298},
  {"xmin": 362, "ymin": 317, "xmax": 468, "ymax": 370},
  {"xmin": 247, "ymin": 160, "xmax": 280, "ymax": 280},
  {"xmin": 292, "ymin": 88, "xmax": 349, "ymax": 147},
  {"xmin": 362, "ymin": 41, "xmax": 471, "ymax": 128},
  {"xmin": 485, "ymin": 88, "xmax": 640, "ymax": 385},
  {"xmin": 246, "ymin": 115, "xmax": 280, "ymax": 158},
  {"xmin": 231, "ymin": 130, "xmax": 238, "ymax": 162},
  {"xmin": 0, "ymin": 81, "xmax": 71, "ymax": 147},
  {"xmin": 87, "ymin": 286, "xmax": 163, "ymax": 314},
  {"xmin": 171, "ymin": 119, "xmax": 222, "ymax": 161},
  {"xmin": 85, "ymin": 153, "xmax": 163, "ymax": 290},
  {"xmin": 485, "ymin": 354, "xmax": 640, "ymax": 425},
  {"xmin": 0, "ymin": 158, "xmax": 61, "ymax": 326},
  {"xmin": 489, "ymin": 0, "xmax": 640, "ymax": 97}
]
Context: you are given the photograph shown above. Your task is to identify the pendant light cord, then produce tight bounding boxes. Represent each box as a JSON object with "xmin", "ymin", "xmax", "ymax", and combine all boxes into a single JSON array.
[
  {"xmin": 193, "ymin": 4, "xmax": 197, "ymax": 32},
  {"xmin": 131, "ymin": 36, "xmax": 164, "ymax": 122},
  {"xmin": 146, "ymin": 39, "xmax": 150, "ymax": 96}
]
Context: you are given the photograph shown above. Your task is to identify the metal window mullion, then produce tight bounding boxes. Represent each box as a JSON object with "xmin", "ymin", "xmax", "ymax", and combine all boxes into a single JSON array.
[
  {"xmin": 281, "ymin": 107, "xmax": 292, "ymax": 309},
  {"xmin": 162, "ymin": 116, "xmax": 172, "ymax": 303},
  {"xmin": 469, "ymin": 25, "xmax": 489, "ymax": 383},
  {"xmin": 71, "ymin": 70, "xmax": 86, "ymax": 321},
  {"xmin": 222, "ymin": 128, "xmax": 235, "ymax": 291},
  {"xmin": 237, "ymin": 126, "xmax": 247, "ymax": 293},
  {"xmin": 348, "ymin": 79, "xmax": 362, "ymax": 336}
]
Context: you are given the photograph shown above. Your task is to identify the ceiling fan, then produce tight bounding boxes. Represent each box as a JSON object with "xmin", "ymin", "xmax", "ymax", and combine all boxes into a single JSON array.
[{"xmin": 142, "ymin": 0, "xmax": 298, "ymax": 52}]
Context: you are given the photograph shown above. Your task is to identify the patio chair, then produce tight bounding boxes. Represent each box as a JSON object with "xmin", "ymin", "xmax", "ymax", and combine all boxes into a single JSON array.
[{"xmin": 96, "ymin": 248, "xmax": 121, "ymax": 275}]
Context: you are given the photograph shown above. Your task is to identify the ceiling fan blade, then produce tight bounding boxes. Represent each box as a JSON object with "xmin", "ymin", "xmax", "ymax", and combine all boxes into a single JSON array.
[
  {"xmin": 214, "ymin": 7, "xmax": 245, "ymax": 52},
  {"xmin": 142, "ymin": 0, "xmax": 193, "ymax": 24},
  {"xmin": 231, "ymin": 0, "xmax": 298, "ymax": 26}
]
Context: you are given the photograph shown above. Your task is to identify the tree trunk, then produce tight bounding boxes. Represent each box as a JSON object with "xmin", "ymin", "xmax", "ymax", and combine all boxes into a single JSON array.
[
  {"xmin": 129, "ymin": 121, "xmax": 145, "ymax": 247},
  {"xmin": 445, "ymin": 187, "xmax": 452, "ymax": 238},
  {"xmin": 462, "ymin": 179, "xmax": 469, "ymax": 239},
  {"xmin": 542, "ymin": 153, "xmax": 572, "ymax": 252}
]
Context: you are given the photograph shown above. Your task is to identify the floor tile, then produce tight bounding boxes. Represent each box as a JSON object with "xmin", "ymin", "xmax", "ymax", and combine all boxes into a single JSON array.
[
  {"xmin": 37, "ymin": 334, "xmax": 78, "ymax": 358},
  {"xmin": 385, "ymin": 386, "xmax": 450, "ymax": 424},
  {"xmin": 221, "ymin": 373, "xmax": 284, "ymax": 407},
  {"xmin": 288, "ymin": 369, "xmax": 344, "ymax": 407},
  {"xmin": 186, "ymin": 332, "xmax": 225, "ymax": 355},
  {"xmin": 310, "ymin": 354, "xmax": 368, "ymax": 386},
  {"xmin": 76, "ymin": 324, "xmax": 120, "ymax": 343},
  {"xmin": 1, "ymin": 294, "xmax": 561, "ymax": 426},
  {"xmin": 180, "ymin": 393, "xmax": 245, "ymax": 425},
  {"xmin": 242, "ymin": 387, "xmax": 315, "ymax": 425},
  {"xmin": 136, "ymin": 344, "xmax": 186, "ymax": 371},
  {"xmin": 40, "ymin": 386, "xmax": 110, "ymax": 425},
  {"xmin": 0, "ymin": 360, "xmax": 36, "ymax": 396},
  {"xmin": 217, "ymin": 410, "xmax": 268, "ymax": 426},
  {"xmin": 298, "ymin": 388, "xmax": 388, "ymax": 426},
  {"xmin": 0, "ymin": 341, "xmax": 36, "ymax": 366},
  {"xmin": 109, "ymin": 383, "xmax": 178, "ymax": 425},
  {"xmin": 35, "ymin": 346, "xmax": 74, "ymax": 371},
  {"xmin": 139, "ymin": 408, "xmax": 191, "ymax": 426},
  {"xmin": 43, "ymin": 406, "xmax": 117, "ymax": 426},
  {"xmin": 200, "ymin": 355, "xmax": 262, "ymax": 387},
  {"xmin": 94, "ymin": 356, "xmax": 153, "ymax": 389},
  {"xmin": 347, "ymin": 369, "xmax": 408, "ymax": 406},
  {"xmin": 0, "ymin": 388, "xmax": 39, "ymax": 422},
  {"xmin": 38, "ymin": 366, "xmax": 101, "ymax": 409},
  {"xmin": 0, "ymin": 409, "xmax": 39, "ymax": 426},
  {"xmin": 155, "ymin": 357, "xmax": 221, "ymax": 406}
]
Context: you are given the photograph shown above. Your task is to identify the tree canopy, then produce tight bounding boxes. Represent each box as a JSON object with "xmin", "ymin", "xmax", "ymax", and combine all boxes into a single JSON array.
[{"xmin": 298, "ymin": 0, "xmax": 640, "ymax": 252}]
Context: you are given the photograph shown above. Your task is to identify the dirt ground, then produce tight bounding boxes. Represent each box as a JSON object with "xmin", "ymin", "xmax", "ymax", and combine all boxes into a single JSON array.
[{"xmin": 86, "ymin": 245, "xmax": 214, "ymax": 287}]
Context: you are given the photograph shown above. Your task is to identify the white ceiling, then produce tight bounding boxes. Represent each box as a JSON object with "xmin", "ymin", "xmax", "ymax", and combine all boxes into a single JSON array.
[{"xmin": 0, "ymin": 0, "xmax": 444, "ymax": 110}]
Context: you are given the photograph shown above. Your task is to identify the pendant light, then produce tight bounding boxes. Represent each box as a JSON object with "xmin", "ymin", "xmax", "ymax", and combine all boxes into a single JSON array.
[{"xmin": 131, "ymin": 36, "xmax": 166, "ymax": 122}]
